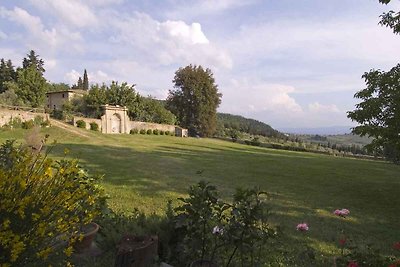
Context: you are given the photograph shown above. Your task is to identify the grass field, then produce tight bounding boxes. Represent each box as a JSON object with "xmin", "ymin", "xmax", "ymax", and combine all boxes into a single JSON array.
[{"xmin": 1, "ymin": 125, "xmax": 399, "ymax": 261}]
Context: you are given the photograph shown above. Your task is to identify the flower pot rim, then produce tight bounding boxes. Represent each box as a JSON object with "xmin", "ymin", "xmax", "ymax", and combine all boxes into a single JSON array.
[{"xmin": 81, "ymin": 222, "xmax": 99, "ymax": 237}]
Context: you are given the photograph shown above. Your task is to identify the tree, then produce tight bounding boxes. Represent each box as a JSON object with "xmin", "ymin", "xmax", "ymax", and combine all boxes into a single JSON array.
[
  {"xmin": 46, "ymin": 82, "xmax": 70, "ymax": 92},
  {"xmin": 167, "ymin": 65, "xmax": 222, "ymax": 137},
  {"xmin": 22, "ymin": 50, "xmax": 45, "ymax": 74},
  {"xmin": 14, "ymin": 65, "xmax": 47, "ymax": 108},
  {"xmin": 347, "ymin": 1, "xmax": 400, "ymax": 163},
  {"xmin": 379, "ymin": 0, "xmax": 400, "ymax": 34},
  {"xmin": 83, "ymin": 69, "xmax": 89, "ymax": 90},
  {"xmin": 77, "ymin": 77, "xmax": 83, "ymax": 89},
  {"xmin": 135, "ymin": 97, "xmax": 176, "ymax": 125},
  {"xmin": 0, "ymin": 59, "xmax": 17, "ymax": 93}
]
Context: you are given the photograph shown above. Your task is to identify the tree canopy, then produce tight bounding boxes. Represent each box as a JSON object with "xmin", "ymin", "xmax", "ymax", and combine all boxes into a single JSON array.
[
  {"xmin": 217, "ymin": 113, "xmax": 283, "ymax": 138},
  {"xmin": 81, "ymin": 82, "xmax": 176, "ymax": 124},
  {"xmin": 167, "ymin": 65, "xmax": 222, "ymax": 137},
  {"xmin": 14, "ymin": 65, "xmax": 47, "ymax": 108},
  {"xmin": 379, "ymin": 0, "xmax": 400, "ymax": 34},
  {"xmin": 347, "ymin": 1, "xmax": 400, "ymax": 163},
  {"xmin": 22, "ymin": 50, "xmax": 45, "ymax": 74},
  {"xmin": 0, "ymin": 59, "xmax": 17, "ymax": 93}
]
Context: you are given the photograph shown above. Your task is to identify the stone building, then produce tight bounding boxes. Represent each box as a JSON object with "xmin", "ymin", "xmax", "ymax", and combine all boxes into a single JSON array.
[
  {"xmin": 46, "ymin": 90, "xmax": 87, "ymax": 110},
  {"xmin": 72, "ymin": 105, "xmax": 189, "ymax": 137}
]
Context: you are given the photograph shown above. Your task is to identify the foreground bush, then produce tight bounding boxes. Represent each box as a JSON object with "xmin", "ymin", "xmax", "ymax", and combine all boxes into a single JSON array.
[
  {"xmin": 168, "ymin": 181, "xmax": 278, "ymax": 266},
  {"xmin": 0, "ymin": 140, "xmax": 106, "ymax": 266}
]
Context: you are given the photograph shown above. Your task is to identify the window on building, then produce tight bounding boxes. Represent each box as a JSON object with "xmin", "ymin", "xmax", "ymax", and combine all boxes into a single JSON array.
[{"xmin": 62, "ymin": 94, "xmax": 65, "ymax": 98}]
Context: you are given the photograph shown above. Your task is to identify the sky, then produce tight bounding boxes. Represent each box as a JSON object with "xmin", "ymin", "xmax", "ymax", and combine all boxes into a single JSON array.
[{"xmin": 0, "ymin": 0, "xmax": 399, "ymax": 129}]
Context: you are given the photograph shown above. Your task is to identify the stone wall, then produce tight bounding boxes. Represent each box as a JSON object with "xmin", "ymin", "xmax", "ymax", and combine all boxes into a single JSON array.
[
  {"xmin": 72, "ymin": 116, "xmax": 102, "ymax": 131},
  {"xmin": 0, "ymin": 109, "xmax": 49, "ymax": 127},
  {"xmin": 128, "ymin": 121, "xmax": 176, "ymax": 133}
]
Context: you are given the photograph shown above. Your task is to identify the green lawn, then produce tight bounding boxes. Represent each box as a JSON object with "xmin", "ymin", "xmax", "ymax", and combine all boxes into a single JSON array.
[{"xmin": 1, "ymin": 125, "xmax": 399, "ymax": 260}]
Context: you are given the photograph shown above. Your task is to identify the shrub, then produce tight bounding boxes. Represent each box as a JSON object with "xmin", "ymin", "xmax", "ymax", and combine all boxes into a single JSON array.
[
  {"xmin": 130, "ymin": 129, "xmax": 139, "ymax": 135},
  {"xmin": 90, "ymin": 122, "xmax": 99, "ymax": 131},
  {"xmin": 41, "ymin": 120, "xmax": 51, "ymax": 127},
  {"xmin": 160, "ymin": 130, "xmax": 165, "ymax": 135},
  {"xmin": 165, "ymin": 130, "xmax": 170, "ymax": 136},
  {"xmin": 33, "ymin": 116, "xmax": 44, "ymax": 126},
  {"xmin": 146, "ymin": 129, "xmax": 152, "ymax": 135},
  {"xmin": 21, "ymin": 120, "xmax": 35, "ymax": 129},
  {"xmin": 5, "ymin": 117, "xmax": 22, "ymax": 128},
  {"xmin": 170, "ymin": 182, "xmax": 277, "ymax": 266},
  {"xmin": 0, "ymin": 140, "xmax": 106, "ymax": 266},
  {"xmin": 153, "ymin": 129, "xmax": 159, "ymax": 135},
  {"xmin": 51, "ymin": 109, "xmax": 66, "ymax": 120},
  {"xmin": 76, "ymin": 120, "xmax": 86, "ymax": 129},
  {"xmin": 139, "ymin": 129, "xmax": 146, "ymax": 135}
]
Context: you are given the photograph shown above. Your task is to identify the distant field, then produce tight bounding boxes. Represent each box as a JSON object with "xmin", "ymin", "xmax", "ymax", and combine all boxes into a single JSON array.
[
  {"xmin": 299, "ymin": 133, "xmax": 372, "ymax": 146},
  {"xmin": 1, "ymin": 125, "xmax": 399, "ymax": 260}
]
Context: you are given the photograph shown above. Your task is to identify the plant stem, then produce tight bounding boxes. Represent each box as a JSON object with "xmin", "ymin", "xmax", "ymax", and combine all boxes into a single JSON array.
[
  {"xmin": 201, "ymin": 219, "xmax": 206, "ymax": 262},
  {"xmin": 226, "ymin": 246, "xmax": 238, "ymax": 267}
]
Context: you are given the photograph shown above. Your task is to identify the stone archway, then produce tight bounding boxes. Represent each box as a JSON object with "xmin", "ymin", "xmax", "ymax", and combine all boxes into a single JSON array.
[{"xmin": 111, "ymin": 113, "xmax": 121, "ymax": 133}]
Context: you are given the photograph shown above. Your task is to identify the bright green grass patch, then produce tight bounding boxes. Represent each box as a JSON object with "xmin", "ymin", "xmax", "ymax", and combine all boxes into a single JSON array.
[{"xmin": 0, "ymin": 126, "xmax": 399, "ymax": 259}]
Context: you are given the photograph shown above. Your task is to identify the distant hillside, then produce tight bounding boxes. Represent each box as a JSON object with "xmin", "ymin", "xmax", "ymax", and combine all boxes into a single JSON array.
[
  {"xmin": 217, "ymin": 113, "xmax": 282, "ymax": 137},
  {"xmin": 278, "ymin": 126, "xmax": 353, "ymax": 135}
]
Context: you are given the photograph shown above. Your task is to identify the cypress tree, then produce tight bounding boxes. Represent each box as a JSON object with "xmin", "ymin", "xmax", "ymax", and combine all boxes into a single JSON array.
[{"xmin": 83, "ymin": 69, "xmax": 89, "ymax": 90}]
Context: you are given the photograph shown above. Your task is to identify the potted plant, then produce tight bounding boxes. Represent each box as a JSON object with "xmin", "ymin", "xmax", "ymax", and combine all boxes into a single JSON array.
[{"xmin": 73, "ymin": 222, "xmax": 100, "ymax": 253}]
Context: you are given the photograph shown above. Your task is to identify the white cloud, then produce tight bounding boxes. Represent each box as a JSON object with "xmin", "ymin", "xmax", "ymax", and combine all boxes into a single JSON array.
[
  {"xmin": 44, "ymin": 58, "xmax": 57, "ymax": 70},
  {"xmin": 161, "ymin": 21, "xmax": 209, "ymax": 44},
  {"xmin": 109, "ymin": 12, "xmax": 232, "ymax": 69},
  {"xmin": 0, "ymin": 6, "xmax": 83, "ymax": 52},
  {"xmin": 308, "ymin": 102, "xmax": 340, "ymax": 113},
  {"xmin": 220, "ymin": 79, "xmax": 303, "ymax": 115},
  {"xmin": 88, "ymin": 70, "xmax": 113, "ymax": 84},
  {"xmin": 64, "ymin": 69, "xmax": 81, "ymax": 85},
  {"xmin": 229, "ymin": 18, "xmax": 400, "ymax": 64},
  {"xmin": 167, "ymin": 0, "xmax": 257, "ymax": 19},
  {"xmin": 65, "ymin": 69, "xmax": 114, "ymax": 85},
  {"xmin": 29, "ymin": 0, "xmax": 97, "ymax": 28}
]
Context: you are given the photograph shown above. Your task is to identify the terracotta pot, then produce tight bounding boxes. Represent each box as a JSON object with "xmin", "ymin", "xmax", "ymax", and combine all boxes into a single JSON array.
[
  {"xmin": 115, "ymin": 235, "xmax": 159, "ymax": 267},
  {"xmin": 190, "ymin": 259, "xmax": 218, "ymax": 267},
  {"xmin": 73, "ymin": 222, "xmax": 99, "ymax": 253}
]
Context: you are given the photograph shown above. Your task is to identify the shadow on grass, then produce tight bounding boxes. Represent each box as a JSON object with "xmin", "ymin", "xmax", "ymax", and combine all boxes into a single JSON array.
[{"xmin": 47, "ymin": 142, "xmax": 400, "ymax": 257}]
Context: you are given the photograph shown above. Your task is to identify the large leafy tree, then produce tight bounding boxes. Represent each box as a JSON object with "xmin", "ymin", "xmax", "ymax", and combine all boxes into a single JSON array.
[
  {"xmin": 347, "ymin": 0, "xmax": 400, "ymax": 163},
  {"xmin": 167, "ymin": 65, "xmax": 222, "ymax": 137},
  {"xmin": 84, "ymin": 82, "xmax": 141, "ymax": 118},
  {"xmin": 14, "ymin": 65, "xmax": 47, "ymax": 108}
]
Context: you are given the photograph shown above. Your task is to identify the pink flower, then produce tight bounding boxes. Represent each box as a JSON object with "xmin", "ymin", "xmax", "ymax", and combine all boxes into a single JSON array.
[
  {"xmin": 334, "ymin": 209, "xmax": 350, "ymax": 217},
  {"xmin": 339, "ymin": 238, "xmax": 347, "ymax": 246},
  {"xmin": 212, "ymin": 226, "xmax": 224, "ymax": 235},
  {"xmin": 296, "ymin": 223, "xmax": 309, "ymax": 232},
  {"xmin": 347, "ymin": 261, "xmax": 359, "ymax": 267}
]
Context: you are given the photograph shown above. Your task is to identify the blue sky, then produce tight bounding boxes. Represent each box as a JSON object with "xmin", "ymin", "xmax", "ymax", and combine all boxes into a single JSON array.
[{"xmin": 1, "ymin": 0, "xmax": 399, "ymax": 128}]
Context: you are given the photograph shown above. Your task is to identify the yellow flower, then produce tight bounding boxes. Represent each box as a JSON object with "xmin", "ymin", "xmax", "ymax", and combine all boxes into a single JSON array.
[{"xmin": 64, "ymin": 246, "xmax": 74, "ymax": 257}]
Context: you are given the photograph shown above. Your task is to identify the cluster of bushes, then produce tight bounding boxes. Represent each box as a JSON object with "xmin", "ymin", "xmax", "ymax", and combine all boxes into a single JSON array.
[
  {"xmin": 0, "ymin": 140, "xmax": 107, "ymax": 266},
  {"xmin": 75, "ymin": 120, "xmax": 99, "ymax": 131},
  {"xmin": 130, "ymin": 128, "xmax": 174, "ymax": 136},
  {"xmin": 3, "ymin": 116, "xmax": 50, "ymax": 130}
]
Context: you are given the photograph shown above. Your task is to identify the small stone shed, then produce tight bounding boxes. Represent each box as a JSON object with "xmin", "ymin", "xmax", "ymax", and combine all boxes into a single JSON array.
[{"xmin": 46, "ymin": 90, "xmax": 87, "ymax": 110}]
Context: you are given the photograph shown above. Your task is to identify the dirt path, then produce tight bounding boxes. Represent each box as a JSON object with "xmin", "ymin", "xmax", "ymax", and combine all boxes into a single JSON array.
[{"xmin": 49, "ymin": 119, "xmax": 90, "ymax": 138}]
